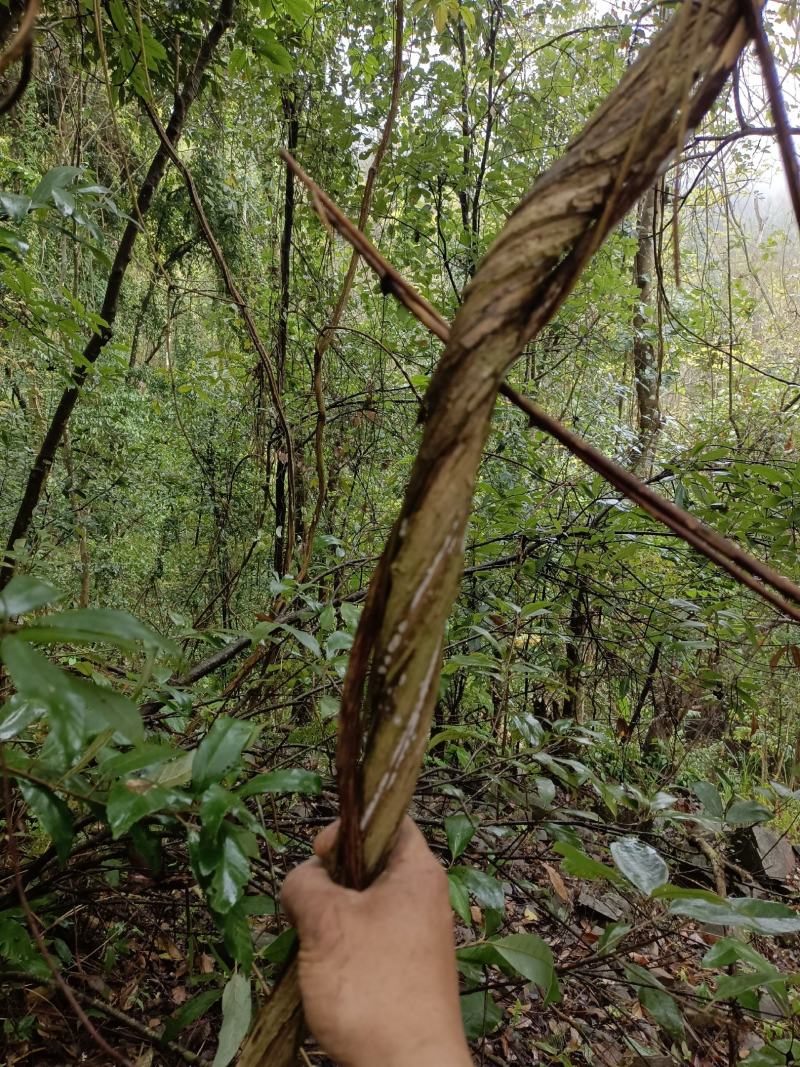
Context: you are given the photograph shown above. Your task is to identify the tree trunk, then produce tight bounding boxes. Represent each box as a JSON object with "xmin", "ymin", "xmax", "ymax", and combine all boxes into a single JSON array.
[{"xmin": 631, "ymin": 184, "xmax": 661, "ymax": 472}]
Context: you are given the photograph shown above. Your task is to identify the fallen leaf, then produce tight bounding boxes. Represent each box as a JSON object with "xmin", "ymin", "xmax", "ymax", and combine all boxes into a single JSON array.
[{"xmin": 544, "ymin": 862, "xmax": 570, "ymax": 903}]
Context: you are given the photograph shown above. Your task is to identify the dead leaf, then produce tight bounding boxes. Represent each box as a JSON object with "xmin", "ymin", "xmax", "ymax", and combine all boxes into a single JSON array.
[
  {"xmin": 171, "ymin": 986, "xmax": 188, "ymax": 1005},
  {"xmin": 543, "ymin": 862, "xmax": 570, "ymax": 903}
]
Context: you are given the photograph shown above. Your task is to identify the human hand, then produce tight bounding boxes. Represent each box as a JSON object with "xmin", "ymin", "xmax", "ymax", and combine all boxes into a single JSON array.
[{"xmin": 281, "ymin": 815, "xmax": 473, "ymax": 1067}]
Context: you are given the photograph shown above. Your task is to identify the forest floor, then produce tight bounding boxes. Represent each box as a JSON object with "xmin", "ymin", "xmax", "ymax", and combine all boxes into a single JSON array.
[{"xmin": 3, "ymin": 769, "xmax": 799, "ymax": 1067}]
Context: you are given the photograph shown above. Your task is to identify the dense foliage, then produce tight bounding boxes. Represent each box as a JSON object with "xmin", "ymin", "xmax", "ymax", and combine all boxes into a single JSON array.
[{"xmin": 1, "ymin": 1, "xmax": 799, "ymax": 1063}]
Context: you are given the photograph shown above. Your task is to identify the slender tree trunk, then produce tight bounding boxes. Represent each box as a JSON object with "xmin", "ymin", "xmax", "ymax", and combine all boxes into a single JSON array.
[
  {"xmin": 273, "ymin": 85, "xmax": 300, "ymax": 576},
  {"xmin": 631, "ymin": 184, "xmax": 661, "ymax": 472},
  {"xmin": 0, "ymin": 0, "xmax": 235, "ymax": 589}
]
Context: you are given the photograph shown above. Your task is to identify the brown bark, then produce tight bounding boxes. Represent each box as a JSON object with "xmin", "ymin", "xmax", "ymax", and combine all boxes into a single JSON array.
[
  {"xmin": 0, "ymin": 0, "xmax": 236, "ymax": 590},
  {"xmin": 241, "ymin": 5, "xmax": 756, "ymax": 1064}
]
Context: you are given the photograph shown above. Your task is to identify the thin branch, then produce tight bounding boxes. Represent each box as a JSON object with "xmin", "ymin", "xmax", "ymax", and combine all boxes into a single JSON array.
[
  {"xmin": 281, "ymin": 149, "xmax": 800, "ymax": 625},
  {"xmin": 740, "ymin": 0, "xmax": 800, "ymax": 233}
]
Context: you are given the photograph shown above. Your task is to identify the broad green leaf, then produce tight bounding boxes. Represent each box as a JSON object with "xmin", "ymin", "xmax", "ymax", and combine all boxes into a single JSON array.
[
  {"xmin": 0, "ymin": 191, "xmax": 32, "ymax": 222},
  {"xmin": 18, "ymin": 779, "xmax": 73, "ymax": 862},
  {"xmin": 21, "ymin": 608, "xmax": 171, "ymax": 652},
  {"xmin": 448, "ymin": 866, "xmax": 504, "ymax": 910},
  {"xmin": 1, "ymin": 636, "xmax": 88, "ymax": 761},
  {"xmin": 240, "ymin": 894, "xmax": 276, "ymax": 916},
  {"xmin": 325, "ymin": 630, "xmax": 353, "ymax": 657},
  {"xmin": 98, "ymin": 743, "xmax": 180, "ymax": 778},
  {"xmin": 491, "ymin": 932, "xmax": 554, "ymax": 992},
  {"xmin": 106, "ymin": 780, "xmax": 188, "ymax": 838},
  {"xmin": 261, "ymin": 927, "xmax": 297, "ymax": 964},
  {"xmin": 553, "ymin": 841, "xmax": 622, "ymax": 882},
  {"xmin": 712, "ymin": 969, "xmax": 790, "ymax": 1005},
  {"xmin": 193, "ymin": 717, "xmax": 252, "ymax": 791},
  {"xmin": 448, "ymin": 875, "xmax": 471, "ymax": 923},
  {"xmin": 668, "ymin": 895, "xmax": 800, "ymax": 935},
  {"xmin": 444, "ymin": 813, "xmax": 475, "ymax": 860},
  {"xmin": 0, "ymin": 575, "xmax": 60, "ymax": 619},
  {"xmin": 702, "ymin": 936, "xmax": 775, "ymax": 971},
  {"xmin": 596, "ymin": 921, "xmax": 631, "ymax": 956},
  {"xmin": 69, "ymin": 678, "xmax": 143, "ymax": 744},
  {"xmin": 238, "ymin": 768, "xmax": 321, "ymax": 798},
  {"xmin": 209, "ymin": 828, "xmax": 252, "ymax": 913},
  {"xmin": 611, "ymin": 837, "xmax": 669, "ymax": 895},
  {"xmin": 222, "ymin": 905, "xmax": 253, "ymax": 970},
  {"xmin": 30, "ymin": 165, "xmax": 82, "ymax": 206},
  {"xmin": 0, "ymin": 696, "xmax": 43, "ymax": 740},
  {"xmin": 725, "ymin": 799, "xmax": 772, "ymax": 826},
  {"xmin": 460, "ymin": 990, "xmax": 503, "ymax": 1039},
  {"xmin": 212, "ymin": 972, "xmax": 251, "ymax": 1067},
  {"xmin": 625, "ymin": 963, "xmax": 684, "ymax": 1039},
  {"xmin": 201, "ymin": 784, "xmax": 236, "ymax": 840},
  {"xmin": 163, "ymin": 987, "xmax": 223, "ymax": 1044},
  {"xmin": 692, "ymin": 780, "xmax": 723, "ymax": 818},
  {"xmin": 280, "ymin": 624, "xmax": 320, "ymax": 658},
  {"xmin": 339, "ymin": 601, "xmax": 360, "ymax": 628}
]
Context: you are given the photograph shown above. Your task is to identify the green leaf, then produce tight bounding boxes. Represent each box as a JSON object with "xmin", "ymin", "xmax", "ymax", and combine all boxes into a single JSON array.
[
  {"xmin": 70, "ymin": 678, "xmax": 144, "ymax": 744},
  {"xmin": 491, "ymin": 932, "xmax": 554, "ymax": 992},
  {"xmin": 252, "ymin": 29, "xmax": 293, "ymax": 72},
  {"xmin": 448, "ymin": 866, "xmax": 504, "ymax": 910},
  {"xmin": 21, "ymin": 608, "xmax": 172, "ymax": 652},
  {"xmin": 611, "ymin": 836, "xmax": 669, "ymax": 895},
  {"xmin": 238, "ymin": 768, "xmax": 321, "ymax": 798},
  {"xmin": 222, "ymin": 905, "xmax": 253, "ymax": 970},
  {"xmin": 725, "ymin": 799, "xmax": 772, "ymax": 826},
  {"xmin": 163, "ymin": 987, "xmax": 223, "ymax": 1044},
  {"xmin": 106, "ymin": 780, "xmax": 188, "ymax": 838},
  {"xmin": 668, "ymin": 895, "xmax": 800, "ymax": 935},
  {"xmin": 261, "ymin": 927, "xmax": 297, "ymax": 964},
  {"xmin": 280, "ymin": 624, "xmax": 321, "ymax": 658},
  {"xmin": 692, "ymin": 780, "xmax": 723, "ymax": 818},
  {"xmin": 448, "ymin": 875, "xmax": 472, "ymax": 924},
  {"xmin": 98, "ymin": 743, "xmax": 179, "ymax": 778},
  {"xmin": 284, "ymin": 0, "xmax": 313, "ymax": 22},
  {"xmin": 0, "ymin": 696, "xmax": 43, "ymax": 741},
  {"xmin": 193, "ymin": 717, "xmax": 252, "ymax": 791},
  {"xmin": 201, "ymin": 784, "xmax": 236, "ymax": 840},
  {"xmin": 702, "ymin": 936, "xmax": 775, "ymax": 971},
  {"xmin": 240, "ymin": 895, "xmax": 276, "ymax": 916},
  {"xmin": 30, "ymin": 165, "xmax": 82, "ymax": 206},
  {"xmin": 325, "ymin": 630, "xmax": 353, "ymax": 657},
  {"xmin": 212, "ymin": 972, "xmax": 251, "ymax": 1067},
  {"xmin": 460, "ymin": 990, "xmax": 503, "ymax": 1039},
  {"xmin": 712, "ymin": 970, "xmax": 790, "ymax": 1005},
  {"xmin": 553, "ymin": 841, "xmax": 622, "ymax": 882},
  {"xmin": 0, "ymin": 191, "xmax": 32, "ymax": 222},
  {"xmin": 0, "ymin": 575, "xmax": 60, "ymax": 619},
  {"xmin": 625, "ymin": 963, "xmax": 685, "ymax": 1039},
  {"xmin": 444, "ymin": 813, "xmax": 475, "ymax": 860},
  {"xmin": 1, "ymin": 636, "xmax": 88, "ymax": 760},
  {"xmin": 209, "ymin": 827, "xmax": 252, "ymax": 914},
  {"xmin": 596, "ymin": 921, "xmax": 631, "ymax": 956},
  {"xmin": 339, "ymin": 602, "xmax": 360, "ymax": 629},
  {"xmin": 18, "ymin": 779, "xmax": 74, "ymax": 862}
]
